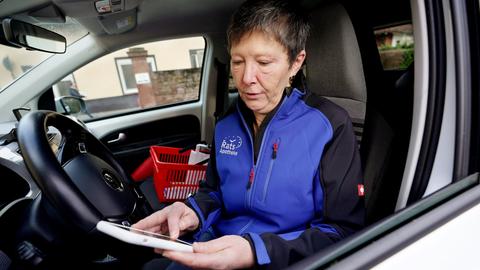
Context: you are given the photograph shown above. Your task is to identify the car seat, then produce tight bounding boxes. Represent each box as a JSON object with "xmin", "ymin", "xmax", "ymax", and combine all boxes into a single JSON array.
[
  {"xmin": 305, "ymin": 3, "xmax": 367, "ymax": 146},
  {"xmin": 306, "ymin": 2, "xmax": 412, "ymax": 224}
]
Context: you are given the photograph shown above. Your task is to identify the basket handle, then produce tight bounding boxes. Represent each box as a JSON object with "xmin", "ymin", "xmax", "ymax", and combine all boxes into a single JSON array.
[{"xmin": 178, "ymin": 141, "xmax": 209, "ymax": 154}]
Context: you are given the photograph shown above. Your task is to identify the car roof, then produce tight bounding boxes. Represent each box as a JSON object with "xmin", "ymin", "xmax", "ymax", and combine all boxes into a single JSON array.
[
  {"xmin": 1, "ymin": 0, "xmax": 243, "ymax": 35},
  {"xmin": 0, "ymin": 0, "xmax": 411, "ymax": 52}
]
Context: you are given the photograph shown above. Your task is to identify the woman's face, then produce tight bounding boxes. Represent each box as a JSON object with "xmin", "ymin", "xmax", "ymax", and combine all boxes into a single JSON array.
[{"xmin": 230, "ymin": 31, "xmax": 305, "ymax": 116}]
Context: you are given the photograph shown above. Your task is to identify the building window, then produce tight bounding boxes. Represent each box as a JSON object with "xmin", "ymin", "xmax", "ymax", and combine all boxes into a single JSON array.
[
  {"xmin": 189, "ymin": 49, "xmax": 204, "ymax": 68},
  {"xmin": 115, "ymin": 56, "xmax": 157, "ymax": 94}
]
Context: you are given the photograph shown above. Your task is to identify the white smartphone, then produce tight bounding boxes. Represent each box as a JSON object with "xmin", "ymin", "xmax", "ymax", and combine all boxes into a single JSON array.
[{"xmin": 96, "ymin": 220, "xmax": 193, "ymax": 252}]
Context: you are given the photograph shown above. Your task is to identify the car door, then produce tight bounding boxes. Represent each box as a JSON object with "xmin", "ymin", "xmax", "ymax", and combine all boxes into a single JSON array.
[
  {"xmin": 49, "ymin": 37, "xmax": 207, "ymax": 175},
  {"xmin": 287, "ymin": 0, "xmax": 479, "ymax": 267}
]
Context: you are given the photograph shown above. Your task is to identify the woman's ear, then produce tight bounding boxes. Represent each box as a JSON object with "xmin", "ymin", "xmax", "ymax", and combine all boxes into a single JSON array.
[{"xmin": 290, "ymin": 50, "xmax": 306, "ymax": 76}]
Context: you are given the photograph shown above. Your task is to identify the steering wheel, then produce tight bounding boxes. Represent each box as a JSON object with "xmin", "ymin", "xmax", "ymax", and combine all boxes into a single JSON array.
[{"xmin": 17, "ymin": 111, "xmax": 152, "ymax": 233}]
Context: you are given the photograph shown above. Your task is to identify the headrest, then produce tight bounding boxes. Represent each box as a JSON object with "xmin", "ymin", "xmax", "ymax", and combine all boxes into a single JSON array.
[{"xmin": 306, "ymin": 3, "xmax": 367, "ymax": 121}]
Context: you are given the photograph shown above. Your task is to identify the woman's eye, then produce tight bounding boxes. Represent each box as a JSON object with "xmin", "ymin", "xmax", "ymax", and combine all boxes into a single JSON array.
[
  {"xmin": 258, "ymin": 61, "xmax": 271, "ymax": 66},
  {"xmin": 231, "ymin": 61, "xmax": 243, "ymax": 66}
]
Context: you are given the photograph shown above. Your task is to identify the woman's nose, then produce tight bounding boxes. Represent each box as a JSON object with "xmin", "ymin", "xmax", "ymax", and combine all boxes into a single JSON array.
[{"xmin": 242, "ymin": 63, "xmax": 257, "ymax": 85}]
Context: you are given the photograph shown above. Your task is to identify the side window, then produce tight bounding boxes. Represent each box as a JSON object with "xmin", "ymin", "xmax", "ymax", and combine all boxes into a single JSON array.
[
  {"xmin": 374, "ymin": 24, "xmax": 414, "ymax": 70},
  {"xmin": 53, "ymin": 37, "xmax": 205, "ymax": 120},
  {"xmin": 228, "ymin": 73, "xmax": 236, "ymax": 92}
]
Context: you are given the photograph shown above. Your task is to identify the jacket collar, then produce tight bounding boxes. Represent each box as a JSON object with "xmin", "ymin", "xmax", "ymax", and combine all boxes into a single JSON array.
[
  {"xmin": 237, "ymin": 87, "xmax": 306, "ymax": 120},
  {"xmin": 277, "ymin": 87, "xmax": 306, "ymax": 119}
]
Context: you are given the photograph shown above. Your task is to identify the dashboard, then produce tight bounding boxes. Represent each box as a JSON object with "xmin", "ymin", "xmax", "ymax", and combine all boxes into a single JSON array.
[
  {"xmin": 0, "ymin": 119, "xmax": 44, "ymax": 213},
  {"xmin": 0, "ymin": 124, "xmax": 64, "ymax": 214},
  {"xmin": 0, "ymin": 139, "xmax": 39, "ymax": 213},
  {"xmin": 0, "ymin": 127, "xmax": 39, "ymax": 267}
]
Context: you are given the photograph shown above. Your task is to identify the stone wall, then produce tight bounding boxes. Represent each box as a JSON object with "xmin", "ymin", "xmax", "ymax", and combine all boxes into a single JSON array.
[
  {"xmin": 83, "ymin": 68, "xmax": 201, "ymax": 117},
  {"xmin": 379, "ymin": 48, "xmax": 413, "ymax": 70},
  {"xmin": 151, "ymin": 68, "xmax": 201, "ymax": 105}
]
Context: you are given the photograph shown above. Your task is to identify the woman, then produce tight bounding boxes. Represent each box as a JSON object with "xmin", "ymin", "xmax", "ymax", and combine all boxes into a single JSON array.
[{"xmin": 134, "ymin": 0, "xmax": 364, "ymax": 269}]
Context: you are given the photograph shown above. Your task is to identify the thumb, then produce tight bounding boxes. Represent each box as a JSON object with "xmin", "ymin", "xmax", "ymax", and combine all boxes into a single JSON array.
[{"xmin": 193, "ymin": 238, "xmax": 228, "ymax": 254}]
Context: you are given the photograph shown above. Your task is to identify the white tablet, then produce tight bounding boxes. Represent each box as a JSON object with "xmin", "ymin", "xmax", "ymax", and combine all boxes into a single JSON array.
[{"xmin": 96, "ymin": 220, "xmax": 193, "ymax": 253}]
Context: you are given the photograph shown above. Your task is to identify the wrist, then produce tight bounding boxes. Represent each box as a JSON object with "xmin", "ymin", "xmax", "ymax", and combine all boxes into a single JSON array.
[
  {"xmin": 184, "ymin": 197, "xmax": 203, "ymax": 229},
  {"xmin": 242, "ymin": 234, "xmax": 258, "ymax": 267},
  {"xmin": 243, "ymin": 232, "xmax": 271, "ymax": 266}
]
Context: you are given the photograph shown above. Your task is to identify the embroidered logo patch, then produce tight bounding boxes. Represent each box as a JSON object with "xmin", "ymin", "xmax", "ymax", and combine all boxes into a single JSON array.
[
  {"xmin": 219, "ymin": 136, "xmax": 242, "ymax": 156},
  {"xmin": 357, "ymin": 184, "xmax": 365, "ymax": 197}
]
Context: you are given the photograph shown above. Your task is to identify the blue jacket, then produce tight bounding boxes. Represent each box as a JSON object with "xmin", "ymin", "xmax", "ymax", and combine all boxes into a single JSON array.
[{"xmin": 187, "ymin": 88, "xmax": 364, "ymax": 269}]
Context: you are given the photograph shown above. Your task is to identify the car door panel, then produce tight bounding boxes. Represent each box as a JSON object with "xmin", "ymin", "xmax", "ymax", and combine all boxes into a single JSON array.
[{"xmin": 97, "ymin": 114, "xmax": 201, "ymax": 174}]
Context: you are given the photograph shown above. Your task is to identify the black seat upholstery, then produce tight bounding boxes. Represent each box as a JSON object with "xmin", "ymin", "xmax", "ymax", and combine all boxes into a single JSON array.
[
  {"xmin": 306, "ymin": 2, "xmax": 413, "ymax": 224},
  {"xmin": 306, "ymin": 3, "xmax": 367, "ymax": 145},
  {"xmin": 363, "ymin": 64, "xmax": 413, "ymax": 222}
]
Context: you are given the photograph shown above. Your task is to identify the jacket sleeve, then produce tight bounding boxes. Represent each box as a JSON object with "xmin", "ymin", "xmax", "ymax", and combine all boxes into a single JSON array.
[
  {"xmin": 244, "ymin": 104, "xmax": 365, "ymax": 269},
  {"xmin": 185, "ymin": 138, "xmax": 223, "ymax": 234}
]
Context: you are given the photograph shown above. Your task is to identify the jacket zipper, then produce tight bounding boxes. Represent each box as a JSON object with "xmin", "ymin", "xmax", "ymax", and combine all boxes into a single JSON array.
[
  {"xmin": 237, "ymin": 103, "xmax": 256, "ymax": 210},
  {"xmin": 261, "ymin": 139, "xmax": 280, "ymax": 202},
  {"xmin": 237, "ymin": 96, "xmax": 288, "ymax": 209},
  {"xmin": 247, "ymin": 127, "xmax": 270, "ymax": 208},
  {"xmin": 247, "ymin": 167, "xmax": 255, "ymax": 189},
  {"xmin": 245, "ymin": 166, "xmax": 254, "ymax": 209}
]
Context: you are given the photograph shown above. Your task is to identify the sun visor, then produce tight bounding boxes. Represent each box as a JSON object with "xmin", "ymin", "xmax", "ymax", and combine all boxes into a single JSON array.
[
  {"xmin": 53, "ymin": 0, "xmax": 142, "ymax": 35},
  {"xmin": 98, "ymin": 8, "xmax": 136, "ymax": 34},
  {"xmin": 28, "ymin": 4, "xmax": 66, "ymax": 23}
]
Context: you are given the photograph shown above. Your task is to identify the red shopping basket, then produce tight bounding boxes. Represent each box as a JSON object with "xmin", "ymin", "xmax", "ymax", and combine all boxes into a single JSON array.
[{"xmin": 150, "ymin": 146, "xmax": 207, "ymax": 202}]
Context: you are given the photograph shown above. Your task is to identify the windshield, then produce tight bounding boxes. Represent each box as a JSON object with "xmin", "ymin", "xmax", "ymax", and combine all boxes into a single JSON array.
[{"xmin": 0, "ymin": 17, "xmax": 88, "ymax": 92}]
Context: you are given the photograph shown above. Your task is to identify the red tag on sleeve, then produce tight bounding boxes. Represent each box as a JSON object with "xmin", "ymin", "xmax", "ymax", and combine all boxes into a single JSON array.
[{"xmin": 357, "ymin": 184, "xmax": 365, "ymax": 197}]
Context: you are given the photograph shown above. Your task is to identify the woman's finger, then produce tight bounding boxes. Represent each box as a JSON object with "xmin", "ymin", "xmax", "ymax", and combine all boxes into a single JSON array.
[
  {"xmin": 178, "ymin": 214, "xmax": 198, "ymax": 232},
  {"xmin": 132, "ymin": 209, "xmax": 169, "ymax": 230},
  {"xmin": 160, "ymin": 222, "xmax": 169, "ymax": 235},
  {"xmin": 163, "ymin": 236, "xmax": 254, "ymax": 269},
  {"xmin": 154, "ymin": 248, "xmax": 165, "ymax": 254},
  {"xmin": 166, "ymin": 203, "xmax": 185, "ymax": 239},
  {"xmin": 192, "ymin": 238, "xmax": 229, "ymax": 254}
]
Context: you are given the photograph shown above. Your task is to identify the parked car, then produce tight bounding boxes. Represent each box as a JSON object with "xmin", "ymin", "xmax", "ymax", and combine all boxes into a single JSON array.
[{"xmin": 0, "ymin": 0, "xmax": 478, "ymax": 269}]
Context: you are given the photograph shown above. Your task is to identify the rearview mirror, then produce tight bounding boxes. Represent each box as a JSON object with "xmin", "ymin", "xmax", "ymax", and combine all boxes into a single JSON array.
[{"xmin": 2, "ymin": 18, "xmax": 66, "ymax": 53}]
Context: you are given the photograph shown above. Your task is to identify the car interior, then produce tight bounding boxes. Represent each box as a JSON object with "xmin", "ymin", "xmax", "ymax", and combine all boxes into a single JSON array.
[{"xmin": 0, "ymin": 0, "xmax": 454, "ymax": 268}]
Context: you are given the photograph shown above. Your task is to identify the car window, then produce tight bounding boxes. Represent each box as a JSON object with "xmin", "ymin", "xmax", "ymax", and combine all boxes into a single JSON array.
[
  {"xmin": 52, "ymin": 37, "xmax": 205, "ymax": 121},
  {"xmin": 374, "ymin": 23, "xmax": 414, "ymax": 70}
]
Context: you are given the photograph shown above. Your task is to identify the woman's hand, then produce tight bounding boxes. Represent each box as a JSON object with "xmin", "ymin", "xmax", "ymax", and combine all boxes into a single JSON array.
[
  {"xmin": 161, "ymin": 235, "xmax": 255, "ymax": 269},
  {"xmin": 132, "ymin": 202, "xmax": 199, "ymax": 239}
]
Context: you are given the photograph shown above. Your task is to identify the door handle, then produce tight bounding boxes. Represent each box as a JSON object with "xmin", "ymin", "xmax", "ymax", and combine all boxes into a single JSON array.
[{"xmin": 107, "ymin": 133, "xmax": 126, "ymax": 144}]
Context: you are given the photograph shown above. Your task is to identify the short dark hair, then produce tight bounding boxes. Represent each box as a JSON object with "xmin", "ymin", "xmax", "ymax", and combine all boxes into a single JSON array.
[{"xmin": 227, "ymin": 0, "xmax": 310, "ymax": 65}]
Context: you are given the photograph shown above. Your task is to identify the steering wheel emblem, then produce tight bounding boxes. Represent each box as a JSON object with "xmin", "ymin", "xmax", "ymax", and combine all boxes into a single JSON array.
[{"xmin": 102, "ymin": 170, "xmax": 124, "ymax": 192}]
